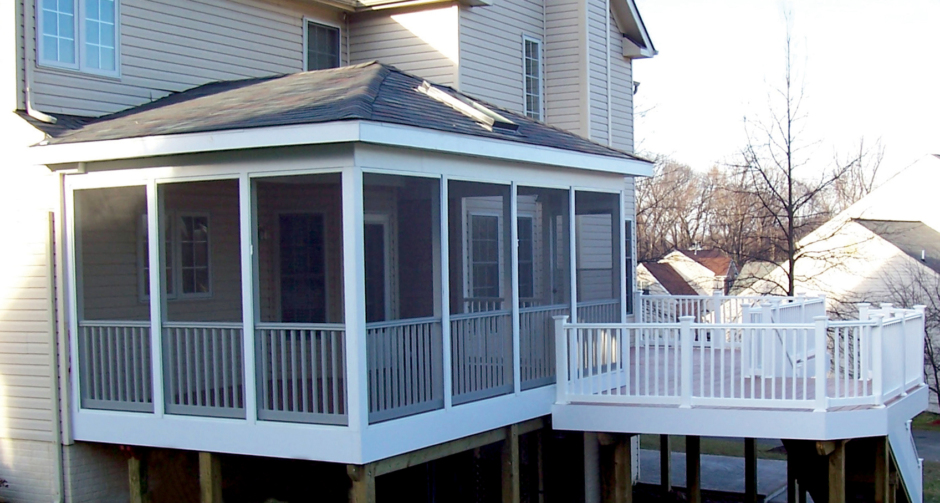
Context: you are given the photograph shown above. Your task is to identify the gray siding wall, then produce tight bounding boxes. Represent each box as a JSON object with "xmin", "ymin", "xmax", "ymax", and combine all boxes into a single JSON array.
[
  {"xmin": 458, "ymin": 0, "xmax": 542, "ymax": 112},
  {"xmin": 544, "ymin": 0, "xmax": 584, "ymax": 135},
  {"xmin": 349, "ymin": 6, "xmax": 458, "ymax": 87},
  {"xmin": 586, "ymin": 0, "xmax": 608, "ymax": 144},
  {"xmin": 609, "ymin": 13, "xmax": 634, "ymax": 152},
  {"xmin": 27, "ymin": 0, "xmax": 347, "ymax": 116}
]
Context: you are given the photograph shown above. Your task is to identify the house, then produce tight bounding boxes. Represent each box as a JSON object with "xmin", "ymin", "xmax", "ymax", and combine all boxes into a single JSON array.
[
  {"xmin": 638, "ymin": 249, "xmax": 737, "ymax": 296},
  {"xmin": 2, "ymin": 0, "xmax": 655, "ymax": 500},
  {"xmin": 0, "ymin": 0, "xmax": 928, "ymax": 502}
]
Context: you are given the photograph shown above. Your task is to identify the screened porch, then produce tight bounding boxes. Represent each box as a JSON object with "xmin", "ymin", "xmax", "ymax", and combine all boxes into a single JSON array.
[{"xmin": 69, "ymin": 168, "xmax": 631, "ymax": 427}]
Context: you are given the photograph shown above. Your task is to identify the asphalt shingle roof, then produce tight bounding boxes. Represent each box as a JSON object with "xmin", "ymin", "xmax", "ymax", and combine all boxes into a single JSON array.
[
  {"xmin": 642, "ymin": 262, "xmax": 698, "ymax": 296},
  {"xmin": 855, "ymin": 219, "xmax": 940, "ymax": 275},
  {"xmin": 40, "ymin": 62, "xmax": 645, "ymax": 163}
]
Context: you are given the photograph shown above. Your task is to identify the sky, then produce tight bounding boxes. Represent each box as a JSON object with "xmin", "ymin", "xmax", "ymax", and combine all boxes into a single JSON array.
[{"xmin": 632, "ymin": 0, "xmax": 940, "ymax": 179}]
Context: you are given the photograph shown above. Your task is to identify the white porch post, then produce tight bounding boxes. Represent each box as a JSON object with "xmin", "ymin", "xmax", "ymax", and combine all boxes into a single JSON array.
[
  {"xmin": 146, "ymin": 181, "xmax": 165, "ymax": 417},
  {"xmin": 510, "ymin": 182, "xmax": 521, "ymax": 394},
  {"xmin": 441, "ymin": 176, "xmax": 453, "ymax": 409},
  {"xmin": 619, "ymin": 189, "xmax": 627, "ymax": 323},
  {"xmin": 872, "ymin": 315, "xmax": 885, "ymax": 407},
  {"xmin": 568, "ymin": 187, "xmax": 577, "ymax": 323},
  {"xmin": 343, "ymin": 166, "xmax": 369, "ymax": 431},
  {"xmin": 554, "ymin": 316, "xmax": 569, "ymax": 404},
  {"xmin": 814, "ymin": 316, "xmax": 829, "ymax": 412},
  {"xmin": 65, "ymin": 183, "xmax": 82, "ymax": 417},
  {"xmin": 238, "ymin": 174, "xmax": 257, "ymax": 423},
  {"xmin": 680, "ymin": 316, "xmax": 693, "ymax": 408},
  {"xmin": 916, "ymin": 305, "xmax": 927, "ymax": 387}
]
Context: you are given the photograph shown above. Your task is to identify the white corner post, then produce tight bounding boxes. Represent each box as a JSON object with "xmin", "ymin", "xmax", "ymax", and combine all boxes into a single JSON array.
[
  {"xmin": 857, "ymin": 303, "xmax": 871, "ymax": 321},
  {"xmin": 65, "ymin": 181, "xmax": 83, "ymax": 418},
  {"xmin": 510, "ymin": 182, "xmax": 521, "ymax": 395},
  {"xmin": 872, "ymin": 315, "xmax": 885, "ymax": 407},
  {"xmin": 342, "ymin": 166, "xmax": 369, "ymax": 433},
  {"xmin": 569, "ymin": 187, "xmax": 578, "ymax": 323},
  {"xmin": 679, "ymin": 316, "xmax": 694, "ymax": 408},
  {"xmin": 915, "ymin": 305, "xmax": 927, "ymax": 387},
  {"xmin": 814, "ymin": 316, "xmax": 828, "ymax": 412},
  {"xmin": 146, "ymin": 180, "xmax": 165, "ymax": 417},
  {"xmin": 711, "ymin": 289, "xmax": 723, "ymax": 324},
  {"xmin": 238, "ymin": 174, "xmax": 257, "ymax": 423},
  {"xmin": 900, "ymin": 312, "xmax": 908, "ymax": 397},
  {"xmin": 619, "ymin": 190, "xmax": 627, "ymax": 323},
  {"xmin": 440, "ymin": 176, "xmax": 452, "ymax": 409},
  {"xmin": 555, "ymin": 315, "xmax": 570, "ymax": 404}
]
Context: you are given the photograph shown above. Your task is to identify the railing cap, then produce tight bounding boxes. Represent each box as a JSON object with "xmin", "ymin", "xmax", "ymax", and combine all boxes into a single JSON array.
[{"xmin": 553, "ymin": 315, "xmax": 570, "ymax": 322}]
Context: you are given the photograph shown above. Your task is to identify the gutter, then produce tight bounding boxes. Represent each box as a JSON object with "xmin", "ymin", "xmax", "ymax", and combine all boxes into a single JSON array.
[{"xmin": 21, "ymin": 1, "xmax": 56, "ymax": 124}]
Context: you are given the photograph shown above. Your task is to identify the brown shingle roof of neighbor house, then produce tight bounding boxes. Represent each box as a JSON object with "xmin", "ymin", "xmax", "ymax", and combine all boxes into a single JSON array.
[
  {"xmin": 36, "ymin": 62, "xmax": 647, "ymax": 163},
  {"xmin": 678, "ymin": 249, "xmax": 734, "ymax": 276},
  {"xmin": 642, "ymin": 262, "xmax": 698, "ymax": 296}
]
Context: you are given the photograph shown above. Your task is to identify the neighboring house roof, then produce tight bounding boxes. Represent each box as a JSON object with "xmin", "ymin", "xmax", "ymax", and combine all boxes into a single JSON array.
[
  {"xmin": 676, "ymin": 249, "xmax": 735, "ymax": 277},
  {"xmin": 855, "ymin": 219, "xmax": 940, "ymax": 275},
  {"xmin": 37, "ymin": 62, "xmax": 645, "ymax": 166},
  {"xmin": 641, "ymin": 262, "xmax": 699, "ymax": 296},
  {"xmin": 730, "ymin": 260, "xmax": 784, "ymax": 296}
]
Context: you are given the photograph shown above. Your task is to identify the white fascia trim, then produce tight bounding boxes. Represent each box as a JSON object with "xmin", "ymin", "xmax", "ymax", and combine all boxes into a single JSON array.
[{"xmin": 32, "ymin": 120, "xmax": 653, "ymax": 176}]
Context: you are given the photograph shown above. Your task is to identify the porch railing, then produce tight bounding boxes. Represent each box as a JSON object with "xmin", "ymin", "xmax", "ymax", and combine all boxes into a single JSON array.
[
  {"xmin": 366, "ymin": 317, "xmax": 444, "ymax": 423},
  {"xmin": 451, "ymin": 310, "xmax": 513, "ymax": 404},
  {"xmin": 639, "ymin": 293, "xmax": 825, "ymax": 328},
  {"xmin": 576, "ymin": 299, "xmax": 620, "ymax": 323},
  {"xmin": 256, "ymin": 323, "xmax": 347, "ymax": 425},
  {"xmin": 163, "ymin": 322, "xmax": 244, "ymax": 418},
  {"xmin": 555, "ymin": 305, "xmax": 925, "ymax": 411},
  {"xmin": 520, "ymin": 304, "xmax": 569, "ymax": 389},
  {"xmin": 78, "ymin": 321, "xmax": 153, "ymax": 412}
]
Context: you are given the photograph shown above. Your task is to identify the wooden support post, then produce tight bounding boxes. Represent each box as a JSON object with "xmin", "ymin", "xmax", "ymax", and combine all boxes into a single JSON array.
[
  {"xmin": 828, "ymin": 440, "xmax": 846, "ymax": 503},
  {"xmin": 874, "ymin": 437, "xmax": 889, "ymax": 503},
  {"xmin": 348, "ymin": 464, "xmax": 377, "ymax": 503},
  {"xmin": 786, "ymin": 447, "xmax": 805, "ymax": 503},
  {"xmin": 502, "ymin": 424, "xmax": 521, "ymax": 503},
  {"xmin": 686, "ymin": 436, "xmax": 701, "ymax": 503},
  {"xmin": 128, "ymin": 451, "xmax": 149, "ymax": 503},
  {"xmin": 745, "ymin": 438, "xmax": 757, "ymax": 503},
  {"xmin": 536, "ymin": 431, "xmax": 546, "ymax": 503},
  {"xmin": 613, "ymin": 435, "xmax": 633, "ymax": 503},
  {"xmin": 198, "ymin": 452, "xmax": 222, "ymax": 503},
  {"xmin": 660, "ymin": 434, "xmax": 672, "ymax": 495}
]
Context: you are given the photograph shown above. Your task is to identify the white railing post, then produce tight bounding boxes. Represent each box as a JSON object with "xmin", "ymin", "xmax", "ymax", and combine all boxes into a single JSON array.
[
  {"xmin": 814, "ymin": 316, "xmax": 828, "ymax": 412},
  {"xmin": 872, "ymin": 315, "xmax": 885, "ymax": 407},
  {"xmin": 555, "ymin": 316, "xmax": 570, "ymax": 404},
  {"xmin": 712, "ymin": 290, "xmax": 723, "ymax": 324},
  {"xmin": 915, "ymin": 305, "xmax": 927, "ymax": 386},
  {"xmin": 857, "ymin": 302, "xmax": 871, "ymax": 321},
  {"xmin": 680, "ymin": 316, "xmax": 694, "ymax": 408},
  {"xmin": 901, "ymin": 312, "xmax": 909, "ymax": 397}
]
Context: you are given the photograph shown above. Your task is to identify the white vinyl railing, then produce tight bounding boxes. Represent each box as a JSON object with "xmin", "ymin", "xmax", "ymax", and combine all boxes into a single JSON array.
[
  {"xmin": 256, "ymin": 324, "xmax": 346, "ymax": 425},
  {"xmin": 163, "ymin": 322, "xmax": 245, "ymax": 418},
  {"xmin": 451, "ymin": 310, "xmax": 513, "ymax": 404},
  {"xmin": 520, "ymin": 304, "xmax": 569, "ymax": 389},
  {"xmin": 639, "ymin": 293, "xmax": 825, "ymax": 326},
  {"xmin": 577, "ymin": 299, "xmax": 621, "ymax": 323},
  {"xmin": 555, "ymin": 304, "xmax": 925, "ymax": 412},
  {"xmin": 78, "ymin": 321, "xmax": 153, "ymax": 412},
  {"xmin": 366, "ymin": 317, "xmax": 444, "ymax": 423}
]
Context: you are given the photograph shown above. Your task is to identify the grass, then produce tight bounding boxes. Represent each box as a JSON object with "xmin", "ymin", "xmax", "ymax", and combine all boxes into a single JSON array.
[
  {"xmin": 925, "ymin": 461, "xmax": 940, "ymax": 503},
  {"xmin": 913, "ymin": 411, "xmax": 940, "ymax": 432},
  {"xmin": 639, "ymin": 435, "xmax": 787, "ymax": 461}
]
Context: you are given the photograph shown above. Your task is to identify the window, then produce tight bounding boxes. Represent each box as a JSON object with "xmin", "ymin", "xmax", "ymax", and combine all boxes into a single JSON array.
[
  {"xmin": 523, "ymin": 36, "xmax": 542, "ymax": 121},
  {"xmin": 517, "ymin": 216, "xmax": 535, "ymax": 299},
  {"xmin": 305, "ymin": 20, "xmax": 340, "ymax": 71},
  {"xmin": 469, "ymin": 214, "xmax": 500, "ymax": 299},
  {"xmin": 138, "ymin": 213, "xmax": 211, "ymax": 301},
  {"xmin": 38, "ymin": 0, "xmax": 119, "ymax": 75}
]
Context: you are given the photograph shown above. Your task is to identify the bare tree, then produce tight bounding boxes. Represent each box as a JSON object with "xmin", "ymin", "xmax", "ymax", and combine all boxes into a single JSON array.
[
  {"xmin": 829, "ymin": 137, "xmax": 885, "ymax": 214},
  {"xmin": 635, "ymin": 156, "xmax": 709, "ymax": 261},
  {"xmin": 732, "ymin": 27, "xmax": 854, "ymax": 295}
]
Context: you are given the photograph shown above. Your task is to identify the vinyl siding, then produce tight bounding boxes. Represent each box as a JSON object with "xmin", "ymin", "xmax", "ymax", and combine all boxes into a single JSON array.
[
  {"xmin": 349, "ymin": 6, "xmax": 458, "ymax": 87},
  {"xmin": 28, "ymin": 0, "xmax": 347, "ymax": 116},
  {"xmin": 586, "ymin": 0, "xmax": 608, "ymax": 145},
  {"xmin": 609, "ymin": 12, "xmax": 634, "ymax": 152},
  {"xmin": 458, "ymin": 0, "xmax": 543, "ymax": 113},
  {"xmin": 544, "ymin": 0, "xmax": 583, "ymax": 135}
]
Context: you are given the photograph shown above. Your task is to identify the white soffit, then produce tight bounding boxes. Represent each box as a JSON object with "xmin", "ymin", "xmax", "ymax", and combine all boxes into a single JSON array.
[
  {"xmin": 613, "ymin": 0, "xmax": 656, "ymax": 59},
  {"xmin": 31, "ymin": 120, "xmax": 653, "ymax": 177}
]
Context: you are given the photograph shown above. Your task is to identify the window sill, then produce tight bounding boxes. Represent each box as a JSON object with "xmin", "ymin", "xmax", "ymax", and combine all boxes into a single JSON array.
[{"xmin": 35, "ymin": 60, "xmax": 123, "ymax": 83}]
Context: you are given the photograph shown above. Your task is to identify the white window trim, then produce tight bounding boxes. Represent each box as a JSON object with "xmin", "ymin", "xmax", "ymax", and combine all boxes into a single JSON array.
[
  {"xmin": 302, "ymin": 17, "xmax": 342, "ymax": 72},
  {"xmin": 516, "ymin": 214, "xmax": 536, "ymax": 300},
  {"xmin": 36, "ymin": 0, "xmax": 122, "ymax": 78},
  {"xmin": 137, "ymin": 211, "xmax": 212, "ymax": 302},
  {"xmin": 462, "ymin": 199, "xmax": 505, "ymax": 303},
  {"xmin": 364, "ymin": 213, "xmax": 396, "ymax": 322},
  {"xmin": 521, "ymin": 34, "xmax": 543, "ymax": 121},
  {"xmin": 624, "ymin": 218, "xmax": 634, "ymax": 315}
]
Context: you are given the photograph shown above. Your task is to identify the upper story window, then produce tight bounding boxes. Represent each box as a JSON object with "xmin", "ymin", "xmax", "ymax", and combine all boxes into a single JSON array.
[
  {"xmin": 305, "ymin": 20, "xmax": 340, "ymax": 71},
  {"xmin": 39, "ymin": 0, "xmax": 119, "ymax": 76},
  {"xmin": 523, "ymin": 36, "xmax": 542, "ymax": 121}
]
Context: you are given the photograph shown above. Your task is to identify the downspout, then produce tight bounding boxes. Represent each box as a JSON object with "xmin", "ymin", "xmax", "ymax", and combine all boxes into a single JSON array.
[{"xmin": 22, "ymin": 0, "xmax": 56, "ymax": 123}]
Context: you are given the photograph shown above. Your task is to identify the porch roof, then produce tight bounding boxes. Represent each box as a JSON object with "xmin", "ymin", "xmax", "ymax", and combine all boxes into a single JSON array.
[{"xmin": 30, "ymin": 62, "xmax": 652, "ymax": 176}]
